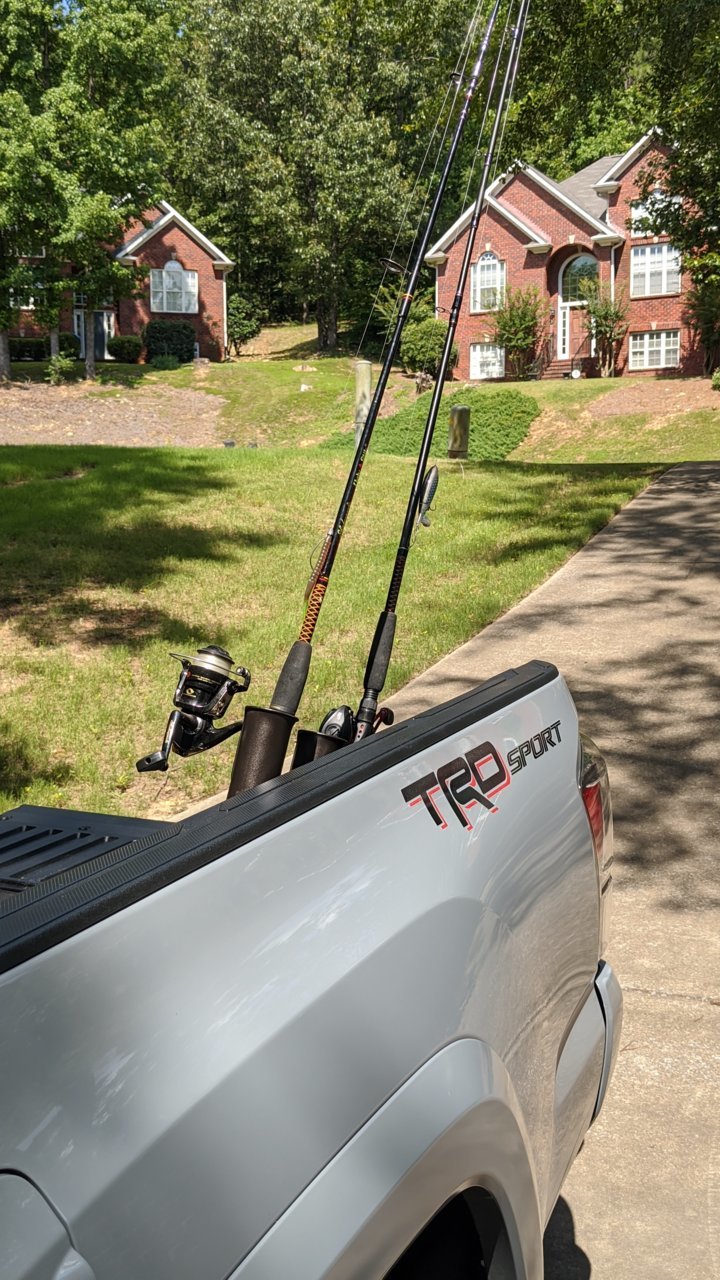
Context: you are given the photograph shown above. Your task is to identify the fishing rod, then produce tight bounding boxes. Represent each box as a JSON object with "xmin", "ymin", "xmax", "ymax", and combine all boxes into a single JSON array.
[
  {"xmin": 223, "ymin": 0, "xmax": 507, "ymax": 797},
  {"xmin": 343, "ymin": 0, "xmax": 531, "ymax": 746}
]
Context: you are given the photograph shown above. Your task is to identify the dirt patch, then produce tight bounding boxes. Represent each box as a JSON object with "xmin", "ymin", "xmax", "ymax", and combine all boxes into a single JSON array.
[
  {"xmin": 592, "ymin": 377, "xmax": 718, "ymax": 419},
  {"xmin": 0, "ymin": 380, "xmax": 226, "ymax": 447}
]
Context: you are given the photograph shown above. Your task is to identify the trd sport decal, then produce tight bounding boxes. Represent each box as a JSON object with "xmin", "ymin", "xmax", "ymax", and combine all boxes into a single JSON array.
[{"xmin": 401, "ymin": 721, "xmax": 562, "ymax": 831}]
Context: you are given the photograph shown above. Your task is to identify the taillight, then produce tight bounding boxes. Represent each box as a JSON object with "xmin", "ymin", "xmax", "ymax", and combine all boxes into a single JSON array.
[
  {"xmin": 578, "ymin": 735, "xmax": 612, "ymax": 870},
  {"xmin": 582, "ymin": 779, "xmax": 604, "ymax": 862}
]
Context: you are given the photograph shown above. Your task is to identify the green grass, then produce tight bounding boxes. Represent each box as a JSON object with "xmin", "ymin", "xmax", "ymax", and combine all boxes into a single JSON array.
[
  {"xmin": 0, "ymin": 444, "xmax": 655, "ymax": 818},
  {"xmin": 514, "ymin": 405, "xmax": 720, "ymax": 463},
  {"xmin": 325, "ymin": 388, "xmax": 540, "ymax": 460}
]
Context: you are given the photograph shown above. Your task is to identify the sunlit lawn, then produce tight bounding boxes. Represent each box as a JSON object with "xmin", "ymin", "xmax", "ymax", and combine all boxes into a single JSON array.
[{"xmin": 0, "ymin": 444, "xmax": 656, "ymax": 817}]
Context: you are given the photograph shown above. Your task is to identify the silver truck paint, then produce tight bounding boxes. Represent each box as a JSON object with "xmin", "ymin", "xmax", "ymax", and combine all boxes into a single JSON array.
[{"xmin": 0, "ymin": 669, "xmax": 621, "ymax": 1279}]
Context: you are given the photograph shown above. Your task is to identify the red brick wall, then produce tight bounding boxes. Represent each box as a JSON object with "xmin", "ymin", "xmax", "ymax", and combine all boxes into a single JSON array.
[
  {"xmin": 608, "ymin": 145, "xmax": 702, "ymax": 375},
  {"xmin": 118, "ymin": 222, "xmax": 227, "ymax": 360},
  {"xmin": 436, "ymin": 150, "xmax": 705, "ymax": 379}
]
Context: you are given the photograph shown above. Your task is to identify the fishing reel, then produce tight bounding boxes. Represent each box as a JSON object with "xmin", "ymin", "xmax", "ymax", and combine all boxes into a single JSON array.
[{"xmin": 136, "ymin": 645, "xmax": 251, "ymax": 773}]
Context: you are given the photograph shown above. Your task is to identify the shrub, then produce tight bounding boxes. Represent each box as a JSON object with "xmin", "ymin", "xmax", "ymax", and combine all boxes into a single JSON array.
[
  {"xmin": 578, "ymin": 279, "xmax": 628, "ymax": 377},
  {"xmin": 150, "ymin": 353, "xmax": 180, "ymax": 370},
  {"xmin": 143, "ymin": 319, "xmax": 195, "ymax": 363},
  {"xmin": 400, "ymin": 319, "xmax": 458, "ymax": 379},
  {"xmin": 9, "ymin": 336, "xmax": 48, "ymax": 361},
  {"xmin": 107, "ymin": 334, "xmax": 142, "ymax": 363},
  {"xmin": 226, "ymin": 294, "xmax": 261, "ymax": 354},
  {"xmin": 45, "ymin": 354, "xmax": 78, "ymax": 386},
  {"xmin": 59, "ymin": 332, "xmax": 81, "ymax": 358},
  {"xmin": 492, "ymin": 286, "xmax": 551, "ymax": 379},
  {"xmin": 711, "ymin": 370, "xmax": 720, "ymax": 391},
  {"xmin": 323, "ymin": 388, "xmax": 539, "ymax": 461}
]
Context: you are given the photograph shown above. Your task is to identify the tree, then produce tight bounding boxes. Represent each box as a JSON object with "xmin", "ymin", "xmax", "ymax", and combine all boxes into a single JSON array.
[
  {"xmin": 46, "ymin": 0, "xmax": 188, "ymax": 378},
  {"xmin": 578, "ymin": 278, "xmax": 628, "ymax": 378},
  {"xmin": 685, "ymin": 276, "xmax": 720, "ymax": 375},
  {"xmin": 0, "ymin": 1, "xmax": 66, "ymax": 380},
  {"xmin": 492, "ymin": 286, "xmax": 550, "ymax": 379}
]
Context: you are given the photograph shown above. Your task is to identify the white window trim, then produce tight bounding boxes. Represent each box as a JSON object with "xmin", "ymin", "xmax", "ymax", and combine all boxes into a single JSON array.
[
  {"xmin": 630, "ymin": 244, "xmax": 681, "ymax": 297},
  {"xmin": 469, "ymin": 254, "xmax": 506, "ymax": 314},
  {"xmin": 628, "ymin": 330, "xmax": 680, "ymax": 371},
  {"xmin": 150, "ymin": 261, "xmax": 199, "ymax": 314},
  {"xmin": 469, "ymin": 342, "xmax": 505, "ymax": 380}
]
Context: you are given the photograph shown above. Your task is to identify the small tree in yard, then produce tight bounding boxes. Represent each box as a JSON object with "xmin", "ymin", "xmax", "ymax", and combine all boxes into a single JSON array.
[
  {"xmin": 578, "ymin": 278, "xmax": 628, "ymax": 378},
  {"xmin": 226, "ymin": 294, "xmax": 262, "ymax": 356},
  {"xmin": 684, "ymin": 257, "xmax": 720, "ymax": 375},
  {"xmin": 492, "ymin": 286, "xmax": 550, "ymax": 380}
]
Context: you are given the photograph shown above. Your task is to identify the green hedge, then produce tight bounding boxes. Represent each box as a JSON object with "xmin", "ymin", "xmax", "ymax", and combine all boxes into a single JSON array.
[
  {"xmin": 143, "ymin": 319, "xmax": 195, "ymax": 363},
  {"xmin": 107, "ymin": 334, "xmax": 142, "ymax": 363},
  {"xmin": 9, "ymin": 336, "xmax": 47, "ymax": 360},
  {"xmin": 10, "ymin": 333, "xmax": 81, "ymax": 360},
  {"xmin": 324, "ymin": 388, "xmax": 539, "ymax": 461}
]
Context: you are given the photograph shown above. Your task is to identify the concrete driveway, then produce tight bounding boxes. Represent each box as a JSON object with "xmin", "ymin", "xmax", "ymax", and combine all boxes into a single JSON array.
[{"xmin": 385, "ymin": 462, "xmax": 720, "ymax": 1279}]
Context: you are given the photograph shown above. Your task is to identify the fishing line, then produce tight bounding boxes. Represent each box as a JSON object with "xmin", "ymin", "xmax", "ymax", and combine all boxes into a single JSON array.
[{"xmin": 226, "ymin": 0, "xmax": 507, "ymax": 797}]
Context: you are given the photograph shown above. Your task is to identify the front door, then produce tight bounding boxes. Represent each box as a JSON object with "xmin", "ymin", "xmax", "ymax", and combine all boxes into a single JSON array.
[
  {"xmin": 558, "ymin": 254, "xmax": 598, "ymax": 360},
  {"xmin": 93, "ymin": 310, "xmax": 115, "ymax": 360}
]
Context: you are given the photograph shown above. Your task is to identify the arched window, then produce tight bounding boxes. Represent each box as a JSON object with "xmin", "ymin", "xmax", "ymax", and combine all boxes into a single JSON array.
[
  {"xmin": 470, "ymin": 252, "xmax": 506, "ymax": 312},
  {"xmin": 150, "ymin": 260, "xmax": 199, "ymax": 314},
  {"xmin": 561, "ymin": 255, "xmax": 598, "ymax": 304}
]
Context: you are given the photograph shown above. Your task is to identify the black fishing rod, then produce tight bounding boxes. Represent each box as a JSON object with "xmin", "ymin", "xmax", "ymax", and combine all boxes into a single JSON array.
[
  {"xmin": 225, "ymin": 0, "xmax": 506, "ymax": 797},
  {"xmin": 348, "ymin": 0, "xmax": 531, "ymax": 743}
]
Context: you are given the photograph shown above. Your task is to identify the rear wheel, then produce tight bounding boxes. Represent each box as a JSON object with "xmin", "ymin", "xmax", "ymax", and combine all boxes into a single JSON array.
[{"xmin": 385, "ymin": 1197, "xmax": 485, "ymax": 1279}]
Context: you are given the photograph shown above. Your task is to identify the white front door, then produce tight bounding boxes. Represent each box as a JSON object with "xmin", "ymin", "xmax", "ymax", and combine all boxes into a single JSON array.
[{"xmin": 557, "ymin": 254, "xmax": 598, "ymax": 359}]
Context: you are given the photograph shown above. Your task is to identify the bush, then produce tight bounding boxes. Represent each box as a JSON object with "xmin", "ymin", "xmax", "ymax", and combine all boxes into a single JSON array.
[
  {"xmin": 712, "ymin": 369, "xmax": 720, "ymax": 391},
  {"xmin": 492, "ymin": 286, "xmax": 551, "ymax": 379},
  {"xmin": 59, "ymin": 332, "xmax": 81, "ymax": 358},
  {"xmin": 45, "ymin": 354, "xmax": 78, "ymax": 386},
  {"xmin": 143, "ymin": 319, "xmax": 195, "ymax": 363},
  {"xmin": 227, "ymin": 294, "xmax": 261, "ymax": 354},
  {"xmin": 107, "ymin": 334, "xmax": 143, "ymax": 363},
  {"xmin": 323, "ymin": 388, "xmax": 539, "ymax": 461},
  {"xmin": 150, "ymin": 353, "xmax": 180, "ymax": 370},
  {"xmin": 400, "ymin": 319, "xmax": 458, "ymax": 379},
  {"xmin": 9, "ymin": 336, "xmax": 48, "ymax": 361}
]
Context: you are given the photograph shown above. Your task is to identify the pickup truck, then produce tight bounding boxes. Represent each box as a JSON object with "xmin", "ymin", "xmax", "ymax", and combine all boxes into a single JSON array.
[{"xmin": 0, "ymin": 657, "xmax": 620, "ymax": 1279}]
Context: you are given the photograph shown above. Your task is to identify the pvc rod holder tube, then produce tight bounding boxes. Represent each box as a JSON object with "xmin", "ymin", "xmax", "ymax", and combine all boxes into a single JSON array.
[
  {"xmin": 290, "ymin": 729, "xmax": 346, "ymax": 771},
  {"xmin": 227, "ymin": 705, "xmax": 297, "ymax": 797}
]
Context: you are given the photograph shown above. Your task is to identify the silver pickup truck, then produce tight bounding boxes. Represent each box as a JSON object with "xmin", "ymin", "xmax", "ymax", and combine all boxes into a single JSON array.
[{"xmin": 0, "ymin": 658, "xmax": 621, "ymax": 1280}]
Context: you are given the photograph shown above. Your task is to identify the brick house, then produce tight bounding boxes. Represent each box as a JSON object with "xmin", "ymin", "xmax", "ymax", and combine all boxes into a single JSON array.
[
  {"xmin": 426, "ymin": 132, "xmax": 701, "ymax": 380},
  {"xmin": 13, "ymin": 202, "xmax": 233, "ymax": 362}
]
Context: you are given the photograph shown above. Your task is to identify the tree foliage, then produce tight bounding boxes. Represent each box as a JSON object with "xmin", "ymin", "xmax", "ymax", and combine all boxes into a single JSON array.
[
  {"xmin": 491, "ymin": 285, "xmax": 550, "ymax": 379},
  {"xmin": 578, "ymin": 277, "xmax": 628, "ymax": 378}
]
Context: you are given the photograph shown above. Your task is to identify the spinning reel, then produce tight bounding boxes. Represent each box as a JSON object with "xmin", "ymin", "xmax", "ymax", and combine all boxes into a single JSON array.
[{"xmin": 136, "ymin": 645, "xmax": 250, "ymax": 773}]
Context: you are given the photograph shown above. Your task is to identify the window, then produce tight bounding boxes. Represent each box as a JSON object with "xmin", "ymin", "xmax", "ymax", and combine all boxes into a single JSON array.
[
  {"xmin": 470, "ymin": 253, "xmax": 505, "ymax": 312},
  {"xmin": 72, "ymin": 291, "xmax": 113, "ymax": 309},
  {"xmin": 561, "ymin": 255, "xmax": 598, "ymax": 304},
  {"xmin": 150, "ymin": 261, "xmax": 199, "ymax": 314},
  {"xmin": 9, "ymin": 287, "xmax": 38, "ymax": 310},
  {"xmin": 630, "ymin": 191, "xmax": 681, "ymax": 237},
  {"xmin": 469, "ymin": 342, "xmax": 505, "ymax": 380},
  {"xmin": 629, "ymin": 330, "xmax": 680, "ymax": 370},
  {"xmin": 631, "ymin": 244, "xmax": 680, "ymax": 297}
]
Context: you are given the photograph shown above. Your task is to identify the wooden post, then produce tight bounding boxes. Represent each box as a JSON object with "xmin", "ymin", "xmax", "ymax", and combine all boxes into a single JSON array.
[
  {"xmin": 354, "ymin": 360, "xmax": 372, "ymax": 447},
  {"xmin": 448, "ymin": 404, "xmax": 470, "ymax": 459}
]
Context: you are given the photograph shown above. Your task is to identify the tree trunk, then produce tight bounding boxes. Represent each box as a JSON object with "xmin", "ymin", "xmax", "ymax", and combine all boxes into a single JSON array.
[
  {"xmin": 0, "ymin": 330, "xmax": 10, "ymax": 381},
  {"xmin": 84, "ymin": 310, "xmax": 96, "ymax": 380},
  {"xmin": 49, "ymin": 326, "xmax": 60, "ymax": 358},
  {"xmin": 316, "ymin": 298, "xmax": 338, "ymax": 351}
]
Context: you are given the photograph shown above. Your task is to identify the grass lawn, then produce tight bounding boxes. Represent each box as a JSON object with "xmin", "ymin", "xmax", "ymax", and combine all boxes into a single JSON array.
[{"xmin": 0, "ymin": 444, "xmax": 656, "ymax": 818}]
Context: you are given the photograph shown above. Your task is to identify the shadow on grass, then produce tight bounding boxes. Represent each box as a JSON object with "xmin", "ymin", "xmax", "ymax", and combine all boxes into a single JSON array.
[
  {"xmin": 0, "ymin": 718, "xmax": 72, "ymax": 802},
  {"xmin": 0, "ymin": 447, "xmax": 287, "ymax": 648}
]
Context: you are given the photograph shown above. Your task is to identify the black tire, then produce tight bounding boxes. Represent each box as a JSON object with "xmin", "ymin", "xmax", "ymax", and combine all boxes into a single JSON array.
[{"xmin": 385, "ymin": 1198, "xmax": 485, "ymax": 1279}]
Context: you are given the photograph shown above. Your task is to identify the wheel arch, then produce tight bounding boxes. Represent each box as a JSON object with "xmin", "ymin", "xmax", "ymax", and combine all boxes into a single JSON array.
[{"xmin": 231, "ymin": 1040, "xmax": 543, "ymax": 1280}]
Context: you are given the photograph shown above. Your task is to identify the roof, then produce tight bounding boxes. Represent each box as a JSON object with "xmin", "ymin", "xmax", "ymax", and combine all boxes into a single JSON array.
[
  {"xmin": 594, "ymin": 130, "xmax": 662, "ymax": 191},
  {"xmin": 115, "ymin": 201, "xmax": 234, "ymax": 269},
  {"xmin": 426, "ymin": 175, "xmax": 551, "ymax": 260},
  {"xmin": 518, "ymin": 164, "xmax": 622, "ymax": 240},
  {"xmin": 558, "ymin": 156, "xmax": 621, "ymax": 220}
]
